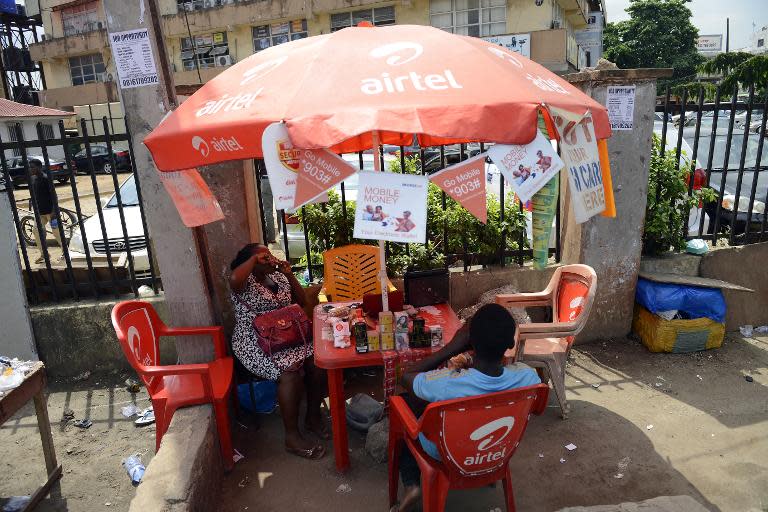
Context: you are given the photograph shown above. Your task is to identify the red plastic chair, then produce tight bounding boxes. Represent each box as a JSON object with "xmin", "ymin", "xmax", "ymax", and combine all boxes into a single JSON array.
[
  {"xmin": 388, "ymin": 384, "xmax": 549, "ymax": 512},
  {"xmin": 496, "ymin": 264, "xmax": 597, "ymax": 418},
  {"xmin": 111, "ymin": 300, "xmax": 235, "ymax": 471}
]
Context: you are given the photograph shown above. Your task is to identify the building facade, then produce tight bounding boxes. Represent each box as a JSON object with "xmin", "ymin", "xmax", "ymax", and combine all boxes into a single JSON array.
[{"xmin": 28, "ymin": 0, "xmax": 601, "ymax": 110}]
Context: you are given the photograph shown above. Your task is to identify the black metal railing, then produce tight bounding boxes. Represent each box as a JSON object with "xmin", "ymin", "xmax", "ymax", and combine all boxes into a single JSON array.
[
  {"xmin": 0, "ymin": 117, "xmax": 161, "ymax": 304},
  {"xmin": 654, "ymin": 85, "xmax": 768, "ymax": 247},
  {"xmin": 254, "ymin": 143, "xmax": 562, "ymax": 283}
]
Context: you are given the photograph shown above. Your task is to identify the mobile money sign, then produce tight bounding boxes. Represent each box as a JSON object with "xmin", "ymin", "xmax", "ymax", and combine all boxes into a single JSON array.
[
  {"xmin": 159, "ymin": 168, "xmax": 224, "ymax": 227},
  {"xmin": 549, "ymin": 107, "xmax": 605, "ymax": 223},
  {"xmin": 262, "ymin": 122, "xmax": 327, "ymax": 211},
  {"xmin": 429, "ymin": 154, "xmax": 487, "ymax": 223},
  {"xmin": 488, "ymin": 130, "xmax": 564, "ymax": 203},
  {"xmin": 293, "ymin": 149, "xmax": 357, "ymax": 209},
  {"xmin": 353, "ymin": 172, "xmax": 428, "ymax": 243}
]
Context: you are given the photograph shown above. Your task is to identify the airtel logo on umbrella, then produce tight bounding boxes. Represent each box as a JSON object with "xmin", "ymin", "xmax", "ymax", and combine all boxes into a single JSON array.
[
  {"xmin": 192, "ymin": 136, "xmax": 210, "ymax": 157},
  {"xmin": 362, "ymin": 41, "xmax": 463, "ymax": 95},
  {"xmin": 192, "ymin": 135, "xmax": 244, "ymax": 157}
]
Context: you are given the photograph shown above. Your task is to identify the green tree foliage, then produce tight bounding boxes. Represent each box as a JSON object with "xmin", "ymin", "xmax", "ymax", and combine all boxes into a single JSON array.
[
  {"xmin": 701, "ymin": 52, "xmax": 768, "ymax": 93},
  {"xmin": 603, "ymin": 0, "xmax": 704, "ymax": 91},
  {"xmin": 671, "ymin": 82, "xmax": 717, "ymax": 102}
]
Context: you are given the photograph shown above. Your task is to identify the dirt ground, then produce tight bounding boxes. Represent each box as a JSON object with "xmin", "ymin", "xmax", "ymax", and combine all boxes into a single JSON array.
[
  {"xmin": 1, "ymin": 334, "xmax": 766, "ymax": 511},
  {"xmin": 220, "ymin": 335, "xmax": 768, "ymax": 512},
  {"xmin": 0, "ymin": 373, "xmax": 155, "ymax": 511}
]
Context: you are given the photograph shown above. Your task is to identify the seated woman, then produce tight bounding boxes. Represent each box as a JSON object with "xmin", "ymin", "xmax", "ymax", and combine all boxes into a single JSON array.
[{"xmin": 230, "ymin": 243, "xmax": 328, "ymax": 460}]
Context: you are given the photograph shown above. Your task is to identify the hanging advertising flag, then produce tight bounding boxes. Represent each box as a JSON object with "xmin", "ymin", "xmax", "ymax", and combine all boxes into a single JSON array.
[
  {"xmin": 488, "ymin": 130, "xmax": 564, "ymax": 203},
  {"xmin": 548, "ymin": 107, "xmax": 606, "ymax": 223},
  {"xmin": 262, "ymin": 122, "xmax": 327, "ymax": 211},
  {"xmin": 159, "ymin": 168, "xmax": 225, "ymax": 227},
  {"xmin": 294, "ymin": 148, "xmax": 358, "ymax": 209},
  {"xmin": 353, "ymin": 172, "xmax": 428, "ymax": 244},
  {"xmin": 429, "ymin": 154, "xmax": 487, "ymax": 223}
]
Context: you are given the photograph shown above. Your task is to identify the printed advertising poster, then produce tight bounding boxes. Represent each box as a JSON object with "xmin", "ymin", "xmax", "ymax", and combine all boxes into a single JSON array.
[
  {"xmin": 481, "ymin": 33, "xmax": 530, "ymax": 58},
  {"xmin": 159, "ymin": 168, "xmax": 224, "ymax": 227},
  {"xmin": 549, "ymin": 107, "xmax": 606, "ymax": 223},
  {"xmin": 109, "ymin": 29, "xmax": 159, "ymax": 89},
  {"xmin": 606, "ymin": 85, "xmax": 635, "ymax": 130},
  {"xmin": 353, "ymin": 172, "xmax": 428, "ymax": 244},
  {"xmin": 262, "ymin": 122, "xmax": 327, "ymax": 211},
  {"xmin": 294, "ymin": 149, "xmax": 357, "ymax": 209},
  {"xmin": 429, "ymin": 154, "xmax": 487, "ymax": 223},
  {"xmin": 488, "ymin": 130, "xmax": 564, "ymax": 203}
]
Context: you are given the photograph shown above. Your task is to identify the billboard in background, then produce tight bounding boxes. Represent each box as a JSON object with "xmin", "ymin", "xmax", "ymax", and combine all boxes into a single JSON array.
[
  {"xmin": 482, "ymin": 33, "xmax": 531, "ymax": 59},
  {"xmin": 575, "ymin": 11, "xmax": 604, "ymax": 66},
  {"xmin": 697, "ymin": 35, "xmax": 723, "ymax": 53}
]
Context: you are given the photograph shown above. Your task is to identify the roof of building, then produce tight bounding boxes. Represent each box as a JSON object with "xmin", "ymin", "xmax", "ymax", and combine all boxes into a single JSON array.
[{"xmin": 0, "ymin": 98, "xmax": 75, "ymax": 119}]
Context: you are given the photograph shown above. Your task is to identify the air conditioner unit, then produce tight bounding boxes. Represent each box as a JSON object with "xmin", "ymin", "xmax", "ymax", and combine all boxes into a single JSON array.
[
  {"xmin": 183, "ymin": 2, "xmax": 194, "ymax": 11},
  {"xmin": 216, "ymin": 54, "xmax": 234, "ymax": 67},
  {"xmin": 203, "ymin": 0, "xmax": 213, "ymax": 8}
]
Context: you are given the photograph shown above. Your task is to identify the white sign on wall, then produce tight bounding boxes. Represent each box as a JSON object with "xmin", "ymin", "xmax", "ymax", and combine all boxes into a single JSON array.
[
  {"xmin": 482, "ymin": 33, "xmax": 531, "ymax": 59},
  {"xmin": 109, "ymin": 29, "xmax": 159, "ymax": 89},
  {"xmin": 606, "ymin": 85, "xmax": 636, "ymax": 131},
  {"xmin": 696, "ymin": 35, "xmax": 723, "ymax": 53}
]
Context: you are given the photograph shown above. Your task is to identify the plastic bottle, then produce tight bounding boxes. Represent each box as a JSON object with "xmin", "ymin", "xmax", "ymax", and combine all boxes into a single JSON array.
[{"xmin": 122, "ymin": 455, "xmax": 145, "ymax": 485}]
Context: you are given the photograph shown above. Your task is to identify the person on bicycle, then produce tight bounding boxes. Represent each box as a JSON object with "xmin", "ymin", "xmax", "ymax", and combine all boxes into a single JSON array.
[{"xmin": 29, "ymin": 158, "xmax": 63, "ymax": 264}]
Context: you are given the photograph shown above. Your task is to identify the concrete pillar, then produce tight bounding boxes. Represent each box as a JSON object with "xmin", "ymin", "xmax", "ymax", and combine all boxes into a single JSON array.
[
  {"xmin": 0, "ymin": 192, "xmax": 38, "ymax": 360},
  {"xmin": 560, "ymin": 68, "xmax": 672, "ymax": 342},
  {"xmin": 101, "ymin": 0, "xmax": 216, "ymax": 362}
]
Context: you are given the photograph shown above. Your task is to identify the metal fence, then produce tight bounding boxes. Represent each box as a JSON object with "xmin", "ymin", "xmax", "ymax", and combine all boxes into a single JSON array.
[
  {"xmin": 254, "ymin": 143, "xmax": 562, "ymax": 282},
  {"xmin": 0, "ymin": 118, "xmax": 160, "ymax": 304},
  {"xmin": 655, "ymin": 85, "xmax": 768, "ymax": 246}
]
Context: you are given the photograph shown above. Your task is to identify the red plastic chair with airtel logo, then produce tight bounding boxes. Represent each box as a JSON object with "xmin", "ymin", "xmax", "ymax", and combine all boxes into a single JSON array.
[
  {"xmin": 388, "ymin": 384, "xmax": 549, "ymax": 512},
  {"xmin": 111, "ymin": 300, "xmax": 235, "ymax": 471},
  {"xmin": 496, "ymin": 264, "xmax": 597, "ymax": 418}
]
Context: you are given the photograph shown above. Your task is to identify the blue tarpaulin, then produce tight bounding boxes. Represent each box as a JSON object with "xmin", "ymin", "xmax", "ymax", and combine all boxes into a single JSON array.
[{"xmin": 636, "ymin": 278, "xmax": 726, "ymax": 323}]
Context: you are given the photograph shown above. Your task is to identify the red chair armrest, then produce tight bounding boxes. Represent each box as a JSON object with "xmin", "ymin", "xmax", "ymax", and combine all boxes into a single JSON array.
[
  {"xmin": 389, "ymin": 396, "xmax": 421, "ymax": 440},
  {"xmin": 517, "ymin": 321, "xmax": 579, "ymax": 341},
  {"xmin": 142, "ymin": 363, "xmax": 214, "ymax": 397},
  {"xmin": 495, "ymin": 292, "xmax": 552, "ymax": 308},
  {"xmin": 161, "ymin": 326, "xmax": 227, "ymax": 360}
]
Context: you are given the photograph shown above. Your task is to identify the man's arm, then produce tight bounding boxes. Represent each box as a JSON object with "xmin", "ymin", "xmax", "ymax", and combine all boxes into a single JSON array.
[{"xmin": 401, "ymin": 321, "xmax": 471, "ymax": 395}]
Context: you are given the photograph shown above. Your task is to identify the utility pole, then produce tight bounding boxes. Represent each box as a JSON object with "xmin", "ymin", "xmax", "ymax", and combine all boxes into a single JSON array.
[
  {"xmin": 726, "ymin": 17, "xmax": 730, "ymax": 53},
  {"xmin": 101, "ymin": 0, "xmax": 217, "ymax": 362}
]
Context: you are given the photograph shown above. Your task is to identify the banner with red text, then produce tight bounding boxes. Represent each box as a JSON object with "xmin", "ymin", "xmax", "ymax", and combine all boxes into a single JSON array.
[
  {"xmin": 262, "ymin": 122, "xmax": 327, "ymax": 211},
  {"xmin": 159, "ymin": 168, "xmax": 224, "ymax": 227},
  {"xmin": 487, "ymin": 130, "xmax": 564, "ymax": 203},
  {"xmin": 548, "ymin": 107, "xmax": 605, "ymax": 223},
  {"xmin": 353, "ymin": 172, "xmax": 428, "ymax": 243},
  {"xmin": 294, "ymin": 148, "xmax": 358, "ymax": 209},
  {"xmin": 429, "ymin": 154, "xmax": 488, "ymax": 223}
]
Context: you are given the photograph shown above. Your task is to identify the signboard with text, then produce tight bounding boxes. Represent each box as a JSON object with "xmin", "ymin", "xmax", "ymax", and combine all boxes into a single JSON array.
[
  {"xmin": 159, "ymin": 168, "xmax": 224, "ymax": 227},
  {"xmin": 353, "ymin": 172, "xmax": 428, "ymax": 244},
  {"xmin": 429, "ymin": 154, "xmax": 488, "ymax": 223},
  {"xmin": 109, "ymin": 29, "xmax": 159, "ymax": 89},
  {"xmin": 481, "ymin": 33, "xmax": 530, "ymax": 59},
  {"xmin": 294, "ymin": 149, "xmax": 358, "ymax": 208},
  {"xmin": 696, "ymin": 35, "xmax": 723, "ymax": 53}
]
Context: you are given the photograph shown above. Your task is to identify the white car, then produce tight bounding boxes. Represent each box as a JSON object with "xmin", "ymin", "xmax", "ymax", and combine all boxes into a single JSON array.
[{"xmin": 68, "ymin": 174, "xmax": 151, "ymax": 274}]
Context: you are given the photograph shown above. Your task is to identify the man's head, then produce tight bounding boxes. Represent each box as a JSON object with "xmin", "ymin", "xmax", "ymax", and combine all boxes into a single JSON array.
[
  {"xmin": 29, "ymin": 159, "xmax": 42, "ymax": 175},
  {"xmin": 536, "ymin": 150, "xmax": 543, "ymax": 157},
  {"xmin": 403, "ymin": 210, "xmax": 411, "ymax": 219},
  {"xmin": 366, "ymin": 205, "xmax": 374, "ymax": 213},
  {"xmin": 375, "ymin": 206, "xmax": 383, "ymax": 212},
  {"xmin": 469, "ymin": 303, "xmax": 516, "ymax": 362}
]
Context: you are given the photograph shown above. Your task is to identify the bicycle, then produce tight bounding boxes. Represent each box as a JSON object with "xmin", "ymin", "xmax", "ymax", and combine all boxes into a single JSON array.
[{"xmin": 16, "ymin": 198, "xmax": 85, "ymax": 248}]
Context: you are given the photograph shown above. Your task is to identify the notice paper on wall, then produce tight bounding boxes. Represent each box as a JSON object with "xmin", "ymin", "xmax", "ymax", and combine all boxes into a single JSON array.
[
  {"xmin": 606, "ymin": 85, "xmax": 635, "ymax": 130},
  {"xmin": 353, "ymin": 172, "xmax": 428, "ymax": 244},
  {"xmin": 109, "ymin": 29, "xmax": 159, "ymax": 89}
]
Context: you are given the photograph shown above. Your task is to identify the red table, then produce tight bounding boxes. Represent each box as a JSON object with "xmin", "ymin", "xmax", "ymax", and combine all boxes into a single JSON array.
[{"xmin": 313, "ymin": 302, "xmax": 462, "ymax": 472}]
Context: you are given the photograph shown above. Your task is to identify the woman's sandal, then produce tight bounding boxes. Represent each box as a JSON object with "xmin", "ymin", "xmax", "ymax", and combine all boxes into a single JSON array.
[{"xmin": 286, "ymin": 443, "xmax": 326, "ymax": 460}]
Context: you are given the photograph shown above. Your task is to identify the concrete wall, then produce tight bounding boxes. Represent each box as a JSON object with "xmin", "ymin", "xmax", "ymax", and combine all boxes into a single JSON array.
[
  {"xmin": 30, "ymin": 295, "xmax": 177, "ymax": 378},
  {"xmin": 129, "ymin": 405, "xmax": 223, "ymax": 512},
  {"xmin": 0, "ymin": 193, "xmax": 38, "ymax": 361},
  {"xmin": 561, "ymin": 69, "xmax": 669, "ymax": 342}
]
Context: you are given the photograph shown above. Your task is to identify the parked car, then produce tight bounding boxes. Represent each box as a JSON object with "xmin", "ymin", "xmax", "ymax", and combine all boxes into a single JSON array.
[
  {"xmin": 5, "ymin": 155, "xmax": 70, "ymax": 187},
  {"xmin": 72, "ymin": 144, "xmax": 132, "ymax": 174},
  {"xmin": 67, "ymin": 174, "xmax": 150, "ymax": 273}
]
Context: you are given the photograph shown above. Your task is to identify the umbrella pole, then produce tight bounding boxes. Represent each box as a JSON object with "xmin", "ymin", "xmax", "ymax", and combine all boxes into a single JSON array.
[{"xmin": 371, "ymin": 131, "xmax": 390, "ymax": 312}]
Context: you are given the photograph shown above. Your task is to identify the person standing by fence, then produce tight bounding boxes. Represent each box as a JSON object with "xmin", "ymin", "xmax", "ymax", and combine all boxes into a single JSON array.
[{"xmin": 29, "ymin": 158, "xmax": 63, "ymax": 264}]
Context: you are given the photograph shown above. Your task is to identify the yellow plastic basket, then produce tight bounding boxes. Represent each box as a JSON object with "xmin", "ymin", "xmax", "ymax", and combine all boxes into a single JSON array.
[{"xmin": 632, "ymin": 305, "xmax": 724, "ymax": 353}]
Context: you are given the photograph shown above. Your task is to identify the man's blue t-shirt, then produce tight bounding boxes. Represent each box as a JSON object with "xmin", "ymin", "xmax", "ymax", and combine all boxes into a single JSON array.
[{"xmin": 412, "ymin": 363, "xmax": 541, "ymax": 460}]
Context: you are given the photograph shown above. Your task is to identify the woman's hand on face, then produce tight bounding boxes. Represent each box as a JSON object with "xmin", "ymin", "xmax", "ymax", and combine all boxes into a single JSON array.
[{"xmin": 276, "ymin": 259, "xmax": 292, "ymax": 275}]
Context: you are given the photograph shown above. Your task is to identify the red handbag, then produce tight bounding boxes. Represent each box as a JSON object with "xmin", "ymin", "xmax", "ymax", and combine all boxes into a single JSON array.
[{"xmin": 251, "ymin": 303, "xmax": 312, "ymax": 358}]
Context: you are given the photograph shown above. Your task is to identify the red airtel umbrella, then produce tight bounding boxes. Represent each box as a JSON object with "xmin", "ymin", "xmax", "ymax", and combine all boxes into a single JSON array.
[{"xmin": 144, "ymin": 24, "xmax": 610, "ymax": 171}]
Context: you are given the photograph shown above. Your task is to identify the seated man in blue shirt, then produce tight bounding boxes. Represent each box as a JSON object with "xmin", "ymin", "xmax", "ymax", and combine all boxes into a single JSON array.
[{"xmin": 391, "ymin": 303, "xmax": 541, "ymax": 512}]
